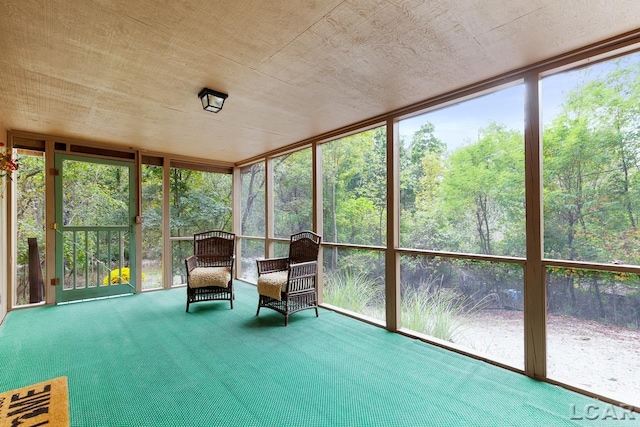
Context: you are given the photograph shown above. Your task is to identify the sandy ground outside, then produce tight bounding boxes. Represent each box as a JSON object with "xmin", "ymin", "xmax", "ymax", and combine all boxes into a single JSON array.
[{"xmin": 453, "ymin": 309, "xmax": 640, "ymax": 408}]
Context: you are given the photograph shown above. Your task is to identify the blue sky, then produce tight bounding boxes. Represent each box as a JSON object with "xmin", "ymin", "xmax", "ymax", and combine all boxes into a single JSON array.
[
  {"xmin": 398, "ymin": 84, "xmax": 526, "ymax": 150},
  {"xmin": 398, "ymin": 52, "xmax": 639, "ymax": 152}
]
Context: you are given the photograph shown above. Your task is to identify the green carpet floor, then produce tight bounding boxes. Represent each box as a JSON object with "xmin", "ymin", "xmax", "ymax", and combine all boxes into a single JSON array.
[{"xmin": 0, "ymin": 281, "xmax": 636, "ymax": 427}]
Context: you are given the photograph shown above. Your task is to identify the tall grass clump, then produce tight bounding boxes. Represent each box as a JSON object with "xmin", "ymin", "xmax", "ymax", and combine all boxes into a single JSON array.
[
  {"xmin": 324, "ymin": 270, "xmax": 378, "ymax": 315},
  {"xmin": 401, "ymin": 276, "xmax": 496, "ymax": 342}
]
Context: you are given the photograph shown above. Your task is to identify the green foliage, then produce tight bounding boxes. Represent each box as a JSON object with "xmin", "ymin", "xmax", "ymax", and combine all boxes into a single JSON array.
[
  {"xmin": 543, "ymin": 59, "xmax": 640, "ymax": 265},
  {"xmin": 401, "ymin": 122, "xmax": 446, "ymax": 211},
  {"xmin": 17, "ymin": 158, "xmax": 233, "ymax": 288},
  {"xmin": 322, "ymin": 127, "xmax": 387, "ymax": 248},
  {"xmin": 16, "ymin": 155, "xmax": 46, "ymax": 266},
  {"xmin": 440, "ymin": 123, "xmax": 525, "ymax": 255},
  {"xmin": 141, "ymin": 164, "xmax": 163, "ymax": 262},
  {"xmin": 399, "ymin": 120, "xmax": 526, "ymax": 256},
  {"xmin": 273, "ymin": 150, "xmax": 313, "ymax": 237},
  {"xmin": 169, "ymin": 168, "xmax": 232, "ymax": 238},
  {"xmin": 59, "ymin": 160, "xmax": 132, "ymax": 285},
  {"xmin": 168, "ymin": 166, "xmax": 234, "ymax": 280},
  {"xmin": 240, "ymin": 162, "xmax": 266, "ymax": 236}
]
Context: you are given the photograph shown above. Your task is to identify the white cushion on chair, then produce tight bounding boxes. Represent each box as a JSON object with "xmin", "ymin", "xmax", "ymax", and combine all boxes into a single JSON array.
[
  {"xmin": 189, "ymin": 267, "xmax": 231, "ymax": 288},
  {"xmin": 257, "ymin": 271, "xmax": 288, "ymax": 301}
]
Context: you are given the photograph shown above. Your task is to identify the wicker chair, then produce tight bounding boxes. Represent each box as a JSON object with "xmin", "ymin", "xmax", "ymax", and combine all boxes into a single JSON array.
[
  {"xmin": 185, "ymin": 230, "xmax": 235, "ymax": 312},
  {"xmin": 256, "ymin": 231, "xmax": 322, "ymax": 326}
]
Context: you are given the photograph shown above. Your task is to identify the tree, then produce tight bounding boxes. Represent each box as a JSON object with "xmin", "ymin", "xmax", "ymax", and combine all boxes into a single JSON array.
[
  {"xmin": 240, "ymin": 162, "xmax": 266, "ymax": 236},
  {"xmin": 141, "ymin": 164, "xmax": 163, "ymax": 261},
  {"xmin": 322, "ymin": 128, "xmax": 386, "ymax": 269},
  {"xmin": 357, "ymin": 127, "xmax": 387, "ymax": 246},
  {"xmin": 544, "ymin": 60, "xmax": 640, "ymax": 265},
  {"xmin": 543, "ymin": 59, "xmax": 640, "ymax": 319},
  {"xmin": 441, "ymin": 123, "xmax": 524, "ymax": 255},
  {"xmin": 401, "ymin": 123, "xmax": 446, "ymax": 211},
  {"xmin": 400, "ymin": 123, "xmax": 448, "ymax": 250},
  {"xmin": 168, "ymin": 167, "xmax": 232, "ymax": 280},
  {"xmin": 273, "ymin": 150, "xmax": 312, "ymax": 237}
]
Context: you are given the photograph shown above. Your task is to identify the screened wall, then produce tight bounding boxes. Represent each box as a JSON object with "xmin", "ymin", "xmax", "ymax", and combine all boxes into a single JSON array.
[{"xmin": 235, "ymin": 42, "xmax": 640, "ymax": 409}]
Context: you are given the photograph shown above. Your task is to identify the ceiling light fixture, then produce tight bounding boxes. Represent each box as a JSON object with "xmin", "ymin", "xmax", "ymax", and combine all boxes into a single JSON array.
[{"xmin": 198, "ymin": 88, "xmax": 228, "ymax": 113}]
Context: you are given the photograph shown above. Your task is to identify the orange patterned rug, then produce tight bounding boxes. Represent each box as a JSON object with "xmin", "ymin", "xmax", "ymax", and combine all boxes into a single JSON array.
[{"xmin": 0, "ymin": 377, "xmax": 69, "ymax": 427}]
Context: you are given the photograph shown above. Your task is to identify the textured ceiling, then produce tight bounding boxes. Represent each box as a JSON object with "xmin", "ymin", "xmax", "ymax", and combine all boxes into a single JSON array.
[{"xmin": 1, "ymin": 0, "xmax": 640, "ymax": 164}]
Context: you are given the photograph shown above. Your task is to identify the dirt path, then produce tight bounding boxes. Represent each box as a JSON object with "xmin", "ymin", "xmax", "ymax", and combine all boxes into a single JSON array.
[{"xmin": 454, "ymin": 310, "xmax": 640, "ymax": 407}]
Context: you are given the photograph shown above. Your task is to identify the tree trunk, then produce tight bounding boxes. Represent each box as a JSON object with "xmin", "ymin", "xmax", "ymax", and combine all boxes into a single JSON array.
[
  {"xmin": 592, "ymin": 277, "xmax": 606, "ymax": 320},
  {"xmin": 331, "ymin": 176, "xmax": 338, "ymax": 269},
  {"xmin": 568, "ymin": 279, "xmax": 577, "ymax": 312},
  {"xmin": 28, "ymin": 238, "xmax": 44, "ymax": 303},
  {"xmin": 241, "ymin": 167, "xmax": 258, "ymax": 232},
  {"xmin": 475, "ymin": 194, "xmax": 491, "ymax": 254}
]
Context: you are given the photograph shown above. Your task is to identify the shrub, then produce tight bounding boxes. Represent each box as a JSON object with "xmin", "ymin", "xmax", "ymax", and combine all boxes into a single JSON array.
[{"xmin": 103, "ymin": 267, "xmax": 146, "ymax": 285}]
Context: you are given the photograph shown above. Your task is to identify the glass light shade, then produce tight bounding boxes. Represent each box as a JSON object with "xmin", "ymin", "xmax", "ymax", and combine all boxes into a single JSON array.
[{"xmin": 198, "ymin": 88, "xmax": 228, "ymax": 113}]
